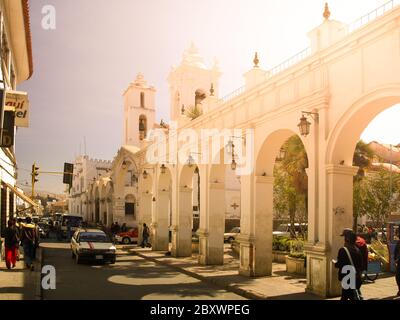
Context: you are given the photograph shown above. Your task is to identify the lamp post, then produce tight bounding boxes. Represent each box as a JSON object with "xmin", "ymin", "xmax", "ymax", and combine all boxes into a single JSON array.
[{"xmin": 298, "ymin": 111, "xmax": 319, "ymax": 137}]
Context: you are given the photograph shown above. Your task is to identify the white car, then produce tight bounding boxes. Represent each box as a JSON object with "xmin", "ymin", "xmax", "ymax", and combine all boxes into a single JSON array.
[
  {"xmin": 224, "ymin": 227, "xmax": 240, "ymax": 243},
  {"xmin": 71, "ymin": 229, "xmax": 116, "ymax": 264}
]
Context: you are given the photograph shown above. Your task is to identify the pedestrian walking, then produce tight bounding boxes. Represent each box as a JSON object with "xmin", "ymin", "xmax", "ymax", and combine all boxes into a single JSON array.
[
  {"xmin": 141, "ymin": 223, "xmax": 150, "ymax": 248},
  {"xmin": 334, "ymin": 228, "xmax": 363, "ymax": 300},
  {"xmin": 4, "ymin": 220, "xmax": 19, "ymax": 269},
  {"xmin": 121, "ymin": 223, "xmax": 128, "ymax": 233},
  {"xmin": 20, "ymin": 217, "xmax": 38, "ymax": 271},
  {"xmin": 395, "ymin": 230, "xmax": 400, "ymax": 297}
]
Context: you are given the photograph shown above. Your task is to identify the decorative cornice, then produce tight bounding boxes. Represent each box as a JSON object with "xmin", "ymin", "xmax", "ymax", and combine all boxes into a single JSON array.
[{"xmin": 22, "ymin": 0, "xmax": 33, "ymax": 79}]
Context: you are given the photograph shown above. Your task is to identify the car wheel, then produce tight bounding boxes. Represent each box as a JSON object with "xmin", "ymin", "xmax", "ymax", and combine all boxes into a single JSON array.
[
  {"xmin": 110, "ymin": 258, "xmax": 116, "ymax": 265},
  {"xmin": 122, "ymin": 237, "xmax": 131, "ymax": 245},
  {"xmin": 228, "ymin": 237, "xmax": 234, "ymax": 243}
]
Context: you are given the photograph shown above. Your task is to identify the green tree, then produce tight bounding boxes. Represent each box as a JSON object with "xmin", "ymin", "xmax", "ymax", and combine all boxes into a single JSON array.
[
  {"xmin": 273, "ymin": 135, "xmax": 308, "ymax": 237},
  {"xmin": 352, "ymin": 140, "xmax": 375, "ymax": 230},
  {"xmin": 355, "ymin": 168, "xmax": 400, "ymax": 231},
  {"xmin": 353, "ymin": 140, "xmax": 374, "ymax": 181}
]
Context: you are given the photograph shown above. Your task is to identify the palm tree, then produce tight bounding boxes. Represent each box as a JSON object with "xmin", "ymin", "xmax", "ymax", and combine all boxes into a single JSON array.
[
  {"xmin": 185, "ymin": 104, "xmax": 203, "ymax": 120},
  {"xmin": 352, "ymin": 140, "xmax": 374, "ymax": 231},
  {"xmin": 280, "ymin": 135, "xmax": 308, "ymax": 237},
  {"xmin": 353, "ymin": 140, "xmax": 374, "ymax": 182}
]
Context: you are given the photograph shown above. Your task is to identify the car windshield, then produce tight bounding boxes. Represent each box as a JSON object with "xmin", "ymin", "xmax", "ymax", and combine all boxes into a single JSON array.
[
  {"xmin": 230, "ymin": 227, "xmax": 240, "ymax": 233},
  {"xmin": 79, "ymin": 233, "xmax": 110, "ymax": 243},
  {"xmin": 62, "ymin": 216, "xmax": 82, "ymax": 227},
  {"xmin": 277, "ymin": 224, "xmax": 289, "ymax": 232}
]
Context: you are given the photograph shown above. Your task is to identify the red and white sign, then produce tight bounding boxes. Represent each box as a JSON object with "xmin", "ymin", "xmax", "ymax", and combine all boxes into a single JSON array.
[{"xmin": 5, "ymin": 90, "xmax": 29, "ymax": 128}]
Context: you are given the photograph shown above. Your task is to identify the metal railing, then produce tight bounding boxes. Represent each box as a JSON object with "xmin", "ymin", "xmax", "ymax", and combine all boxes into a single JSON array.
[
  {"xmin": 269, "ymin": 47, "xmax": 311, "ymax": 76},
  {"xmin": 345, "ymin": 0, "xmax": 400, "ymax": 34},
  {"xmin": 219, "ymin": 0, "xmax": 400, "ymax": 105},
  {"xmin": 220, "ymin": 85, "xmax": 246, "ymax": 103},
  {"xmin": 220, "ymin": 47, "xmax": 311, "ymax": 104}
]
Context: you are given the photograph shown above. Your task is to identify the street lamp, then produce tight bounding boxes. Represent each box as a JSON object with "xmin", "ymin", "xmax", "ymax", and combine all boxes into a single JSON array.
[
  {"xmin": 298, "ymin": 111, "xmax": 318, "ymax": 137},
  {"xmin": 160, "ymin": 164, "xmax": 167, "ymax": 174},
  {"xmin": 279, "ymin": 147, "xmax": 286, "ymax": 160},
  {"xmin": 231, "ymin": 158, "xmax": 237, "ymax": 171},
  {"xmin": 143, "ymin": 170, "xmax": 148, "ymax": 179},
  {"xmin": 122, "ymin": 161, "xmax": 128, "ymax": 170}
]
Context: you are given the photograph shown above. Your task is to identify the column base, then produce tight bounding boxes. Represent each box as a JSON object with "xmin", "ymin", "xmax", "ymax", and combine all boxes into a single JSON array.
[
  {"xmin": 171, "ymin": 225, "xmax": 192, "ymax": 257},
  {"xmin": 198, "ymin": 229, "xmax": 224, "ymax": 265},
  {"xmin": 151, "ymin": 222, "xmax": 169, "ymax": 251},
  {"xmin": 237, "ymin": 234, "xmax": 272, "ymax": 277},
  {"xmin": 305, "ymin": 242, "xmax": 341, "ymax": 298}
]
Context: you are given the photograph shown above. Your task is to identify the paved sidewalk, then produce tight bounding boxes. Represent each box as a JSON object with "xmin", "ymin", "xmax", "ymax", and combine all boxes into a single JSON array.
[
  {"xmin": 128, "ymin": 246, "xmax": 399, "ymax": 301},
  {"xmin": 0, "ymin": 249, "xmax": 42, "ymax": 300}
]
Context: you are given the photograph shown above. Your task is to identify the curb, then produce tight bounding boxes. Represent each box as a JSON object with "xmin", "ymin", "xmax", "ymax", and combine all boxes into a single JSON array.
[
  {"xmin": 131, "ymin": 249, "xmax": 268, "ymax": 300},
  {"xmin": 34, "ymin": 247, "xmax": 43, "ymax": 300}
]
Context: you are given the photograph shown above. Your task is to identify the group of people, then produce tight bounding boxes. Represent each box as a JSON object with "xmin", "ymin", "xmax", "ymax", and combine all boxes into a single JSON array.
[
  {"xmin": 110, "ymin": 222, "xmax": 128, "ymax": 236},
  {"xmin": 4, "ymin": 217, "xmax": 39, "ymax": 271},
  {"xmin": 335, "ymin": 228, "xmax": 400, "ymax": 300}
]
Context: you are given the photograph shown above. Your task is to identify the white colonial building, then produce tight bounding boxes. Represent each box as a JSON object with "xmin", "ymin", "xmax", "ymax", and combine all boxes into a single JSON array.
[
  {"xmin": 73, "ymin": 2, "xmax": 400, "ymax": 298},
  {"xmin": 68, "ymin": 156, "xmax": 112, "ymax": 222}
]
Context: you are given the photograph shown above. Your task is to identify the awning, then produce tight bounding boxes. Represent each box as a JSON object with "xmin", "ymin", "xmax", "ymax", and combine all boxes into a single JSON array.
[{"xmin": 3, "ymin": 182, "xmax": 39, "ymax": 208}]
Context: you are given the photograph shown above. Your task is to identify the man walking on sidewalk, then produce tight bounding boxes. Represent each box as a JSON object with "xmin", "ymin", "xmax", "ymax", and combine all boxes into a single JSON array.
[
  {"xmin": 20, "ymin": 217, "xmax": 38, "ymax": 271},
  {"xmin": 4, "ymin": 220, "xmax": 19, "ymax": 269}
]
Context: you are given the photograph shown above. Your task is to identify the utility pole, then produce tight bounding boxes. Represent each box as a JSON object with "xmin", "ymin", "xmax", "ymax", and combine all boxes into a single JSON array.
[
  {"xmin": 389, "ymin": 144, "xmax": 393, "ymax": 202},
  {"xmin": 31, "ymin": 162, "xmax": 39, "ymax": 198}
]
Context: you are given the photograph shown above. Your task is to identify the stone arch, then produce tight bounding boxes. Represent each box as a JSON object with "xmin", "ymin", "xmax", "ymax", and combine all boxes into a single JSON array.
[{"xmin": 327, "ymin": 85, "xmax": 400, "ymax": 165}]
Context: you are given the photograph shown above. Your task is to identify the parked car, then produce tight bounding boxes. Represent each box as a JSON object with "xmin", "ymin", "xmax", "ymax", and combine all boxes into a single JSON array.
[
  {"xmin": 224, "ymin": 227, "xmax": 240, "ymax": 243},
  {"xmin": 273, "ymin": 223, "xmax": 308, "ymax": 237},
  {"xmin": 60, "ymin": 213, "xmax": 83, "ymax": 238},
  {"xmin": 71, "ymin": 229, "xmax": 116, "ymax": 264},
  {"xmin": 115, "ymin": 228, "xmax": 138, "ymax": 244},
  {"xmin": 37, "ymin": 222, "xmax": 50, "ymax": 239}
]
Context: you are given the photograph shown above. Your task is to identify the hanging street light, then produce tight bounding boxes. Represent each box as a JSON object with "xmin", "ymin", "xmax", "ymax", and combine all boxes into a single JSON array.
[
  {"xmin": 231, "ymin": 158, "xmax": 237, "ymax": 171},
  {"xmin": 122, "ymin": 160, "xmax": 127, "ymax": 170},
  {"xmin": 298, "ymin": 115, "xmax": 311, "ymax": 137},
  {"xmin": 298, "ymin": 111, "xmax": 319, "ymax": 137},
  {"xmin": 160, "ymin": 164, "xmax": 167, "ymax": 174},
  {"xmin": 279, "ymin": 147, "xmax": 286, "ymax": 160},
  {"xmin": 143, "ymin": 170, "xmax": 148, "ymax": 179}
]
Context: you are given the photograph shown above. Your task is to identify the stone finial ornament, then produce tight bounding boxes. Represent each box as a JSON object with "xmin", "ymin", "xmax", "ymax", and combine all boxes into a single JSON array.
[
  {"xmin": 253, "ymin": 52, "xmax": 259, "ymax": 68},
  {"xmin": 323, "ymin": 2, "xmax": 331, "ymax": 20}
]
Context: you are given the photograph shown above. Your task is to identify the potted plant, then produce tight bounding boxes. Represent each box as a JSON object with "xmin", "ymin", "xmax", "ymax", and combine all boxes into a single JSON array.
[
  {"xmin": 272, "ymin": 236, "xmax": 291, "ymax": 263},
  {"xmin": 192, "ymin": 234, "xmax": 199, "ymax": 253},
  {"xmin": 285, "ymin": 240, "xmax": 306, "ymax": 275}
]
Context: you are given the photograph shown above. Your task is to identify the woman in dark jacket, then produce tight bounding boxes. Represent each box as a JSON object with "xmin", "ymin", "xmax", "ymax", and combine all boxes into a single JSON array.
[
  {"xmin": 4, "ymin": 220, "xmax": 19, "ymax": 269},
  {"xmin": 395, "ymin": 234, "xmax": 400, "ymax": 297}
]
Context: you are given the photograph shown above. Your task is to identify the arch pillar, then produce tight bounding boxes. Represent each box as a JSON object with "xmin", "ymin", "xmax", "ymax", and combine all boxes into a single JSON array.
[
  {"xmin": 171, "ymin": 186, "xmax": 193, "ymax": 257},
  {"xmin": 99, "ymin": 199, "xmax": 106, "ymax": 225},
  {"xmin": 198, "ymin": 182, "xmax": 225, "ymax": 265},
  {"xmin": 152, "ymin": 189, "xmax": 170, "ymax": 251},
  {"xmin": 239, "ymin": 174, "xmax": 274, "ymax": 277},
  {"xmin": 305, "ymin": 164, "xmax": 358, "ymax": 297},
  {"xmin": 106, "ymin": 198, "xmax": 113, "ymax": 227},
  {"xmin": 138, "ymin": 192, "xmax": 153, "ymax": 244}
]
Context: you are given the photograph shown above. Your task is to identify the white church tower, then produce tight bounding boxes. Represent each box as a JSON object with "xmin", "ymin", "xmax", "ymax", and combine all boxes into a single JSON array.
[
  {"xmin": 123, "ymin": 73, "xmax": 156, "ymax": 147},
  {"xmin": 168, "ymin": 43, "xmax": 221, "ymax": 122}
]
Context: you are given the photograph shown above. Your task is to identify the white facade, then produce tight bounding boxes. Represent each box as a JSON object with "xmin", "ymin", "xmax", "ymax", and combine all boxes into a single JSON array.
[{"xmin": 68, "ymin": 156, "xmax": 112, "ymax": 222}]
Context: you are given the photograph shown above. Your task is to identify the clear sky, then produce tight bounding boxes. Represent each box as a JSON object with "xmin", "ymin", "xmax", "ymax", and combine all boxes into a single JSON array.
[{"xmin": 16, "ymin": 0, "xmax": 399, "ymax": 194}]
